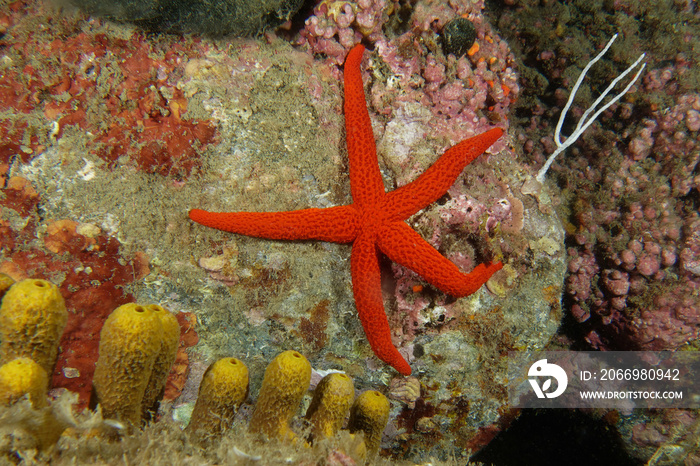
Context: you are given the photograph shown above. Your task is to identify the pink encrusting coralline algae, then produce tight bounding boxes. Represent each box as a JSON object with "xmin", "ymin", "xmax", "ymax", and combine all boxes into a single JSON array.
[
  {"xmin": 298, "ymin": 0, "xmax": 518, "ymax": 140},
  {"xmin": 564, "ymin": 90, "xmax": 700, "ymax": 351},
  {"xmin": 494, "ymin": 0, "xmax": 700, "ymax": 355}
]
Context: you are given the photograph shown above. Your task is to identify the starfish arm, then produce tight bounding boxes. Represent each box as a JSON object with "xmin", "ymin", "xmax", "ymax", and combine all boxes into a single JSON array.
[
  {"xmin": 189, "ymin": 205, "xmax": 360, "ymax": 243},
  {"xmin": 377, "ymin": 221, "xmax": 502, "ymax": 297},
  {"xmin": 351, "ymin": 232, "xmax": 412, "ymax": 376},
  {"xmin": 344, "ymin": 44, "xmax": 385, "ymax": 207},
  {"xmin": 385, "ymin": 127, "xmax": 504, "ymax": 220}
]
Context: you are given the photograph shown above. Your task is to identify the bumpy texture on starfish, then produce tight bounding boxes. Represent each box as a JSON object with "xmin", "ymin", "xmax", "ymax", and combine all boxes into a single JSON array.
[{"xmin": 190, "ymin": 44, "xmax": 503, "ymax": 376}]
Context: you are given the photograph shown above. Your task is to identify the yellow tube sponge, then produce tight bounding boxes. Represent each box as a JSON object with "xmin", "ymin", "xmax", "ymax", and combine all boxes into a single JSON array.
[
  {"xmin": 0, "ymin": 358, "xmax": 65, "ymax": 451},
  {"xmin": 0, "ymin": 278, "xmax": 67, "ymax": 376},
  {"xmin": 187, "ymin": 357, "xmax": 249, "ymax": 442},
  {"xmin": 248, "ymin": 350, "xmax": 311, "ymax": 441},
  {"xmin": 141, "ymin": 304, "xmax": 181, "ymax": 421},
  {"xmin": 0, "ymin": 273, "xmax": 14, "ymax": 300},
  {"xmin": 348, "ymin": 390, "xmax": 390, "ymax": 459},
  {"xmin": 0, "ymin": 357, "xmax": 48, "ymax": 408},
  {"xmin": 92, "ymin": 303, "xmax": 162, "ymax": 426},
  {"xmin": 305, "ymin": 372, "xmax": 355, "ymax": 441}
]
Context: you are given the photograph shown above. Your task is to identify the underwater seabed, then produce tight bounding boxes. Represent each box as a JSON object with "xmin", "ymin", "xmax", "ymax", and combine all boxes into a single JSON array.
[{"xmin": 1, "ymin": 0, "xmax": 699, "ymax": 464}]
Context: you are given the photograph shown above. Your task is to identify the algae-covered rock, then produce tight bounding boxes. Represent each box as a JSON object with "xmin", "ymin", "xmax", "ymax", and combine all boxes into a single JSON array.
[{"xmin": 69, "ymin": 0, "xmax": 304, "ymax": 36}]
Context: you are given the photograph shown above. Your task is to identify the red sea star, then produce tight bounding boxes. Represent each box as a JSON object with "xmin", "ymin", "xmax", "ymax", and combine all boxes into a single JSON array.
[{"xmin": 189, "ymin": 44, "xmax": 503, "ymax": 376}]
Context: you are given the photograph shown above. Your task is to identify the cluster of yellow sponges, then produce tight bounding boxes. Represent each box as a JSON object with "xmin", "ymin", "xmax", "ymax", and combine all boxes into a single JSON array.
[
  {"xmin": 0, "ymin": 274, "xmax": 181, "ymax": 432},
  {"xmin": 0, "ymin": 274, "xmax": 393, "ymax": 462},
  {"xmin": 0, "ymin": 276, "xmax": 67, "ymax": 409},
  {"xmin": 0, "ymin": 276, "xmax": 73, "ymax": 452},
  {"xmin": 92, "ymin": 303, "xmax": 180, "ymax": 428},
  {"xmin": 188, "ymin": 350, "xmax": 391, "ymax": 462}
]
